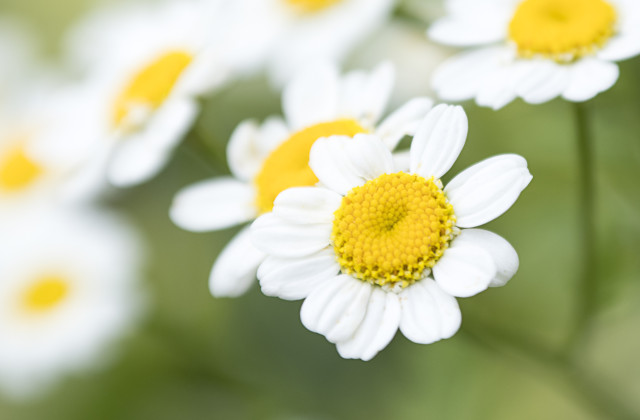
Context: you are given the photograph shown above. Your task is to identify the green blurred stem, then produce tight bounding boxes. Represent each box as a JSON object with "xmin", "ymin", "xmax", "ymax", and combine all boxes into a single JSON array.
[
  {"xmin": 568, "ymin": 102, "xmax": 598, "ymax": 352},
  {"xmin": 462, "ymin": 326, "xmax": 639, "ymax": 420}
]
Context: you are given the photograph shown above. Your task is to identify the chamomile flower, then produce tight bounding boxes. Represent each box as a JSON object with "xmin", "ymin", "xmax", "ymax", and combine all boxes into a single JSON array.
[
  {"xmin": 251, "ymin": 104, "xmax": 532, "ymax": 360},
  {"xmin": 0, "ymin": 206, "xmax": 144, "ymax": 398},
  {"xmin": 238, "ymin": 0, "xmax": 396, "ymax": 85},
  {"xmin": 428, "ymin": 0, "xmax": 640, "ymax": 109},
  {"xmin": 66, "ymin": 0, "xmax": 238, "ymax": 187},
  {"xmin": 170, "ymin": 63, "xmax": 435, "ymax": 297}
]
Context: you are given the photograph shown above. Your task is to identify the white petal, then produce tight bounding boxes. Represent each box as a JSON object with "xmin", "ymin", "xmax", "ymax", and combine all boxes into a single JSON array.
[
  {"xmin": 432, "ymin": 47, "xmax": 506, "ymax": 102},
  {"xmin": 357, "ymin": 61, "xmax": 395, "ymax": 126},
  {"xmin": 170, "ymin": 178, "xmax": 257, "ymax": 232},
  {"xmin": 258, "ymin": 248, "xmax": 340, "ymax": 300},
  {"xmin": 309, "ymin": 134, "xmax": 395, "ymax": 196},
  {"xmin": 428, "ymin": 13, "xmax": 509, "ymax": 47},
  {"xmin": 107, "ymin": 140, "xmax": 172, "ymax": 187},
  {"xmin": 598, "ymin": 31, "xmax": 640, "ymax": 62},
  {"xmin": 375, "ymin": 97, "xmax": 434, "ymax": 150},
  {"xmin": 410, "ymin": 104, "xmax": 468, "ymax": 179},
  {"xmin": 251, "ymin": 213, "xmax": 331, "ymax": 258},
  {"xmin": 451, "ymin": 229, "xmax": 519, "ymax": 288},
  {"xmin": 392, "ymin": 149, "xmax": 411, "ymax": 172},
  {"xmin": 300, "ymin": 274, "xmax": 372, "ymax": 343},
  {"xmin": 399, "ymin": 279, "xmax": 461, "ymax": 344},
  {"xmin": 562, "ymin": 58, "xmax": 619, "ymax": 102},
  {"xmin": 336, "ymin": 288, "xmax": 401, "ymax": 361},
  {"xmin": 432, "ymin": 238, "xmax": 497, "ymax": 297},
  {"xmin": 227, "ymin": 117, "xmax": 289, "ymax": 181},
  {"xmin": 445, "ymin": 154, "xmax": 532, "ymax": 228},
  {"xmin": 475, "ymin": 64, "xmax": 519, "ymax": 110},
  {"xmin": 514, "ymin": 60, "xmax": 570, "ymax": 104},
  {"xmin": 283, "ymin": 63, "xmax": 340, "ymax": 130},
  {"xmin": 273, "ymin": 187, "xmax": 342, "ymax": 224},
  {"xmin": 209, "ymin": 226, "xmax": 266, "ymax": 297}
]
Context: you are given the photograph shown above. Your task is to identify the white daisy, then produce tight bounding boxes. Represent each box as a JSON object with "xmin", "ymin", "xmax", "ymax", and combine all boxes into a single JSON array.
[
  {"xmin": 170, "ymin": 62, "xmax": 435, "ymax": 298},
  {"xmin": 0, "ymin": 87, "xmax": 107, "ymax": 209},
  {"xmin": 65, "ymin": 0, "xmax": 239, "ymax": 187},
  {"xmin": 428, "ymin": 0, "xmax": 640, "ymax": 109},
  {"xmin": 237, "ymin": 0, "xmax": 396, "ymax": 86},
  {"xmin": 0, "ymin": 206, "xmax": 144, "ymax": 398},
  {"xmin": 251, "ymin": 104, "xmax": 532, "ymax": 360}
]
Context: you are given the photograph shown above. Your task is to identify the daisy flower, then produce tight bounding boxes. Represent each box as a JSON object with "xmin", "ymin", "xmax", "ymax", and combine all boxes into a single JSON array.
[
  {"xmin": 428, "ymin": 0, "xmax": 640, "ymax": 109},
  {"xmin": 65, "ymin": 0, "xmax": 241, "ymax": 187},
  {"xmin": 170, "ymin": 63, "xmax": 435, "ymax": 297},
  {"xmin": 251, "ymin": 104, "xmax": 532, "ymax": 360},
  {"xmin": 0, "ymin": 206, "xmax": 144, "ymax": 398},
  {"xmin": 237, "ymin": 0, "xmax": 396, "ymax": 85}
]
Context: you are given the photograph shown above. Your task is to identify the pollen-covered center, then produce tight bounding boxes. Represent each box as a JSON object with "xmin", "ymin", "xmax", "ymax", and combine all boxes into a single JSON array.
[
  {"xmin": 22, "ymin": 275, "xmax": 70, "ymax": 313},
  {"xmin": 285, "ymin": 0, "xmax": 342, "ymax": 13},
  {"xmin": 254, "ymin": 119, "xmax": 367, "ymax": 213},
  {"xmin": 112, "ymin": 50, "xmax": 193, "ymax": 128},
  {"xmin": 509, "ymin": 0, "xmax": 616, "ymax": 61},
  {"xmin": 0, "ymin": 141, "xmax": 44, "ymax": 193},
  {"xmin": 332, "ymin": 173, "xmax": 456, "ymax": 289}
]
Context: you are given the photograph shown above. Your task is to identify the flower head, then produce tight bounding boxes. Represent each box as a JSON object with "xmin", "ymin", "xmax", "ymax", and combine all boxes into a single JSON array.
[
  {"xmin": 251, "ymin": 104, "xmax": 532, "ymax": 360},
  {"xmin": 170, "ymin": 63, "xmax": 435, "ymax": 297},
  {"xmin": 428, "ymin": 0, "xmax": 640, "ymax": 109}
]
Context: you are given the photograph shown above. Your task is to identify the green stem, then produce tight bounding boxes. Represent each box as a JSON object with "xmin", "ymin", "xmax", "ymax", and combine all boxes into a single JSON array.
[{"xmin": 567, "ymin": 102, "xmax": 598, "ymax": 352}]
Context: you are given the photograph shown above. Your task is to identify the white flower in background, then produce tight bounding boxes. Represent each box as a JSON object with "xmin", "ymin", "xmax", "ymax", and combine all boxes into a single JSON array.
[
  {"xmin": 0, "ymin": 18, "xmax": 39, "ymax": 114},
  {"xmin": 0, "ymin": 87, "xmax": 108, "ymax": 209},
  {"xmin": 428, "ymin": 0, "xmax": 640, "ymax": 109},
  {"xmin": 65, "ymin": 0, "xmax": 240, "ymax": 187},
  {"xmin": 251, "ymin": 105, "xmax": 532, "ymax": 360},
  {"xmin": 238, "ymin": 0, "xmax": 396, "ymax": 86},
  {"xmin": 0, "ymin": 206, "xmax": 144, "ymax": 398},
  {"xmin": 171, "ymin": 62, "xmax": 435, "ymax": 298}
]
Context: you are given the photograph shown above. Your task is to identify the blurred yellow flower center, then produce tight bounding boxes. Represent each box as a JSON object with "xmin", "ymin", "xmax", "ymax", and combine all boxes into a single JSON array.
[
  {"xmin": 509, "ymin": 0, "xmax": 616, "ymax": 61},
  {"xmin": 22, "ymin": 275, "xmax": 70, "ymax": 313},
  {"xmin": 254, "ymin": 119, "xmax": 367, "ymax": 213},
  {"xmin": 285, "ymin": 0, "xmax": 342, "ymax": 13},
  {"xmin": 0, "ymin": 142, "xmax": 43, "ymax": 192},
  {"xmin": 332, "ymin": 173, "xmax": 456, "ymax": 289},
  {"xmin": 113, "ymin": 50, "xmax": 193, "ymax": 127}
]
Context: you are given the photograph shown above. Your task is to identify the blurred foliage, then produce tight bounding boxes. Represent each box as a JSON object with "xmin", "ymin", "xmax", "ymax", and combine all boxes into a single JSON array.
[{"xmin": 1, "ymin": 0, "xmax": 640, "ymax": 419}]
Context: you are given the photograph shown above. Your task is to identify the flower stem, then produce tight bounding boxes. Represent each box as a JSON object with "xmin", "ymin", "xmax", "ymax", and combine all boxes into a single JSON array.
[{"xmin": 567, "ymin": 102, "xmax": 598, "ymax": 352}]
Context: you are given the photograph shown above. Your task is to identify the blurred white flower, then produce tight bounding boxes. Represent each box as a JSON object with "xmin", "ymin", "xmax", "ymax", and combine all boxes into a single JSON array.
[
  {"xmin": 0, "ymin": 206, "xmax": 144, "ymax": 398},
  {"xmin": 170, "ymin": 62, "xmax": 434, "ymax": 298},
  {"xmin": 428, "ymin": 0, "xmax": 640, "ymax": 109},
  {"xmin": 237, "ymin": 0, "xmax": 396, "ymax": 86},
  {"xmin": 251, "ymin": 104, "xmax": 532, "ymax": 360},
  {"xmin": 65, "ymin": 0, "xmax": 241, "ymax": 187},
  {"xmin": 0, "ymin": 87, "xmax": 109, "ymax": 210}
]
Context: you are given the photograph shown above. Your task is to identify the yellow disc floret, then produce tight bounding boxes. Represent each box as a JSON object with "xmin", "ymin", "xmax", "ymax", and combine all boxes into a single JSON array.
[
  {"xmin": 113, "ymin": 50, "xmax": 193, "ymax": 128},
  {"xmin": 509, "ymin": 0, "xmax": 616, "ymax": 62},
  {"xmin": 22, "ymin": 275, "xmax": 70, "ymax": 313},
  {"xmin": 0, "ymin": 142, "xmax": 44, "ymax": 193},
  {"xmin": 285, "ymin": 0, "xmax": 342, "ymax": 13},
  {"xmin": 254, "ymin": 119, "xmax": 367, "ymax": 213},
  {"xmin": 332, "ymin": 173, "xmax": 456, "ymax": 289}
]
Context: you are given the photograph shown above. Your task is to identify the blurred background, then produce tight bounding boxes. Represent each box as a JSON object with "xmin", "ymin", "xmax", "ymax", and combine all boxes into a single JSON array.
[{"xmin": 1, "ymin": 0, "xmax": 639, "ymax": 419}]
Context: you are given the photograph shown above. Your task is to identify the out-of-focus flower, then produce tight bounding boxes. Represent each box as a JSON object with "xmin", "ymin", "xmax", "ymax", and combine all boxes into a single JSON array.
[
  {"xmin": 251, "ymin": 105, "xmax": 532, "ymax": 360},
  {"xmin": 0, "ymin": 206, "xmax": 144, "ymax": 398},
  {"xmin": 238, "ymin": 0, "xmax": 396, "ymax": 86},
  {"xmin": 170, "ymin": 62, "xmax": 434, "ymax": 298},
  {"xmin": 0, "ymin": 18, "xmax": 39, "ymax": 113},
  {"xmin": 65, "ymin": 0, "xmax": 241, "ymax": 187},
  {"xmin": 428, "ymin": 0, "xmax": 640, "ymax": 109},
  {"xmin": 0, "ymin": 87, "xmax": 108, "ymax": 210}
]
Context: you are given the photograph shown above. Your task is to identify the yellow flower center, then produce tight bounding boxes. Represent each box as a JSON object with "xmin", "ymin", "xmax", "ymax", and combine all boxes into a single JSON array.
[
  {"xmin": 22, "ymin": 275, "xmax": 70, "ymax": 313},
  {"xmin": 254, "ymin": 119, "xmax": 367, "ymax": 213},
  {"xmin": 285, "ymin": 0, "xmax": 342, "ymax": 13},
  {"xmin": 0, "ymin": 142, "xmax": 44, "ymax": 193},
  {"xmin": 112, "ymin": 50, "xmax": 193, "ymax": 128},
  {"xmin": 509, "ymin": 0, "xmax": 616, "ymax": 61},
  {"xmin": 332, "ymin": 173, "xmax": 456, "ymax": 289}
]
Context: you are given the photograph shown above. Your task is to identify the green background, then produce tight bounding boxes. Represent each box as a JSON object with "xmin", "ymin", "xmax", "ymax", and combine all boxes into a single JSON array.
[{"xmin": 1, "ymin": 0, "xmax": 639, "ymax": 418}]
